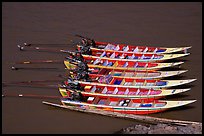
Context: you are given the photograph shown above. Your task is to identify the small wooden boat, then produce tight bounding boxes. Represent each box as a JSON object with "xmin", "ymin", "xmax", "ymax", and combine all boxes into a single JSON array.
[
  {"xmin": 65, "ymin": 77, "xmax": 196, "ymax": 89},
  {"xmin": 81, "ymin": 50, "xmax": 189, "ymax": 62},
  {"xmin": 85, "ymin": 68, "xmax": 188, "ymax": 79},
  {"xmin": 64, "ymin": 57, "xmax": 184, "ymax": 71},
  {"xmin": 60, "ymin": 96, "xmax": 196, "ymax": 115},
  {"xmin": 59, "ymin": 86, "xmax": 191, "ymax": 99},
  {"xmin": 77, "ymin": 39, "xmax": 191, "ymax": 54}
]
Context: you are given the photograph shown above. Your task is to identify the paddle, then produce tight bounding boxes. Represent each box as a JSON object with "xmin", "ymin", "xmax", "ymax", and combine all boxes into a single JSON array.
[
  {"xmin": 17, "ymin": 45, "xmax": 75, "ymax": 53},
  {"xmin": 11, "ymin": 66, "xmax": 60, "ymax": 70},
  {"xmin": 2, "ymin": 79, "xmax": 63, "ymax": 85},
  {"xmin": 2, "ymin": 93, "xmax": 65, "ymax": 99},
  {"xmin": 12, "ymin": 60, "xmax": 63, "ymax": 65},
  {"xmin": 23, "ymin": 43, "xmax": 75, "ymax": 47}
]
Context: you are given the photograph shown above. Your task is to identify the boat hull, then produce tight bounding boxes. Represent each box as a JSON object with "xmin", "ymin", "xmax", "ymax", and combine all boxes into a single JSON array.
[
  {"xmin": 64, "ymin": 60, "xmax": 184, "ymax": 71},
  {"xmin": 59, "ymin": 87, "xmax": 191, "ymax": 99},
  {"xmin": 60, "ymin": 98, "xmax": 196, "ymax": 115}
]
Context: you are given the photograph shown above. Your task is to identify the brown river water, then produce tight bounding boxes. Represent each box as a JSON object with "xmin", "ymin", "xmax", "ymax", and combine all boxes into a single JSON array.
[{"xmin": 2, "ymin": 2, "xmax": 202, "ymax": 134}]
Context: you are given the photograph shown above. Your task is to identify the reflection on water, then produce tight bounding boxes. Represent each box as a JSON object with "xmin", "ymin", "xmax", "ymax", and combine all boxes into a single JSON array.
[{"xmin": 2, "ymin": 2, "xmax": 202, "ymax": 134}]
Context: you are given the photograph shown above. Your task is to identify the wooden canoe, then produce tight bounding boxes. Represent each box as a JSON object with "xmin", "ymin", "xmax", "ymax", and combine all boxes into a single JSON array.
[
  {"xmin": 65, "ymin": 77, "xmax": 196, "ymax": 89},
  {"xmin": 77, "ymin": 41, "xmax": 191, "ymax": 54},
  {"xmin": 79, "ymin": 68, "xmax": 188, "ymax": 79},
  {"xmin": 60, "ymin": 96, "xmax": 196, "ymax": 115},
  {"xmin": 64, "ymin": 58, "xmax": 184, "ymax": 71},
  {"xmin": 59, "ymin": 86, "xmax": 191, "ymax": 99},
  {"xmin": 82, "ymin": 50, "xmax": 189, "ymax": 62}
]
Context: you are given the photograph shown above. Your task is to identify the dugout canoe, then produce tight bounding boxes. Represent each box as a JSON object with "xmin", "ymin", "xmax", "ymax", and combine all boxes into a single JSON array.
[
  {"xmin": 81, "ymin": 68, "xmax": 188, "ymax": 79},
  {"xmin": 65, "ymin": 77, "xmax": 196, "ymax": 89},
  {"xmin": 77, "ymin": 40, "xmax": 191, "ymax": 54},
  {"xmin": 60, "ymin": 96, "xmax": 196, "ymax": 115},
  {"xmin": 64, "ymin": 58, "xmax": 184, "ymax": 71},
  {"xmin": 81, "ymin": 51, "xmax": 189, "ymax": 62},
  {"xmin": 59, "ymin": 86, "xmax": 191, "ymax": 99}
]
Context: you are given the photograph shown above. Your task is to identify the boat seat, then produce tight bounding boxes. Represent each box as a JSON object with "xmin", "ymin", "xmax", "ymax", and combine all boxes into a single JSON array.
[
  {"xmin": 113, "ymin": 79, "xmax": 122, "ymax": 85},
  {"xmin": 154, "ymin": 103, "xmax": 166, "ymax": 107},
  {"xmin": 102, "ymin": 60, "xmax": 108, "ymax": 66},
  {"xmin": 128, "ymin": 91, "xmax": 135, "ymax": 95},
  {"xmin": 124, "ymin": 88, "xmax": 129, "ymax": 95},
  {"xmin": 150, "ymin": 55, "xmax": 155, "ymax": 60},
  {"xmin": 140, "ymin": 103, "xmax": 152, "ymax": 107},
  {"xmin": 156, "ymin": 49, "xmax": 165, "ymax": 53},
  {"xmin": 146, "ymin": 82, "xmax": 155, "ymax": 86},
  {"xmin": 124, "ymin": 82, "xmax": 132, "ymax": 86},
  {"xmin": 117, "ymin": 91, "xmax": 125, "ymax": 95},
  {"xmin": 136, "ymin": 72, "xmax": 145, "ymax": 77},
  {"xmin": 143, "ymin": 56, "xmax": 151, "ymax": 59},
  {"xmin": 107, "ymin": 62, "xmax": 114, "ymax": 66},
  {"xmin": 93, "ymin": 59, "xmax": 101, "ymax": 65},
  {"xmin": 114, "ymin": 45, "xmax": 120, "ymax": 51},
  {"xmin": 98, "ymin": 99, "xmax": 107, "ymax": 105},
  {"xmin": 123, "ymin": 46, "xmax": 129, "ymax": 52},
  {"xmin": 133, "ymin": 47, "xmax": 139, "ymax": 53},
  {"xmin": 109, "ymin": 101, "xmax": 118, "ymax": 106},
  {"xmin": 156, "ymin": 81, "xmax": 167, "ymax": 86},
  {"xmin": 113, "ymin": 73, "xmax": 122, "ymax": 76},
  {"xmin": 100, "ymin": 51, "xmax": 106, "ymax": 57},
  {"xmin": 149, "ymin": 90, "xmax": 161, "ymax": 95},
  {"xmin": 101, "ymin": 87, "xmax": 108, "ymax": 94},
  {"xmin": 133, "ymin": 56, "xmax": 139, "ymax": 59},
  {"xmin": 124, "ymin": 73, "xmax": 134, "ymax": 77},
  {"xmin": 131, "ymin": 103, "xmax": 140, "ymax": 107},
  {"xmin": 104, "ymin": 44, "xmax": 115, "ymax": 50},
  {"xmin": 135, "ymin": 89, "xmax": 140, "ymax": 95},
  {"xmin": 138, "ymin": 91, "xmax": 148, "ymax": 95},
  {"xmin": 110, "ymin": 52, "xmax": 115, "ymax": 58},
  {"xmin": 135, "ymin": 82, "xmax": 143, "ymax": 86},
  {"xmin": 123, "ymin": 62, "xmax": 128, "ymax": 67},
  {"xmin": 130, "ymin": 54, "xmax": 135, "ymax": 59},
  {"xmin": 90, "ymin": 86, "xmax": 97, "ymax": 93},
  {"xmin": 153, "ymin": 48, "xmax": 158, "ymax": 53},
  {"xmin": 113, "ymin": 88, "xmax": 119, "ymax": 94}
]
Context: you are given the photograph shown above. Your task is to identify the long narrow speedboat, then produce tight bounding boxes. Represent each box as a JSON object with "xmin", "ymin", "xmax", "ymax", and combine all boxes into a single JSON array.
[
  {"xmin": 59, "ymin": 86, "xmax": 191, "ymax": 99},
  {"xmin": 86, "ymin": 68, "xmax": 187, "ymax": 79},
  {"xmin": 64, "ymin": 57, "xmax": 184, "ymax": 71},
  {"xmin": 64, "ymin": 77, "xmax": 196, "ymax": 89},
  {"xmin": 60, "ymin": 96, "xmax": 196, "ymax": 115},
  {"xmin": 77, "ymin": 39, "xmax": 191, "ymax": 54},
  {"xmin": 81, "ymin": 50, "xmax": 189, "ymax": 62}
]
